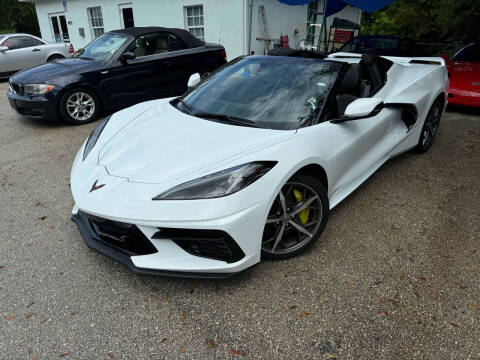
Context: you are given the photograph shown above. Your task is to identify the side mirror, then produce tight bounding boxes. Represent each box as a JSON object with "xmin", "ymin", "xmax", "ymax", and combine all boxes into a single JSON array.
[
  {"xmin": 120, "ymin": 51, "xmax": 136, "ymax": 63},
  {"xmin": 0, "ymin": 46, "xmax": 9, "ymax": 52},
  {"xmin": 345, "ymin": 98, "xmax": 383, "ymax": 118},
  {"xmin": 331, "ymin": 97, "xmax": 383, "ymax": 123},
  {"xmin": 188, "ymin": 73, "xmax": 201, "ymax": 88}
]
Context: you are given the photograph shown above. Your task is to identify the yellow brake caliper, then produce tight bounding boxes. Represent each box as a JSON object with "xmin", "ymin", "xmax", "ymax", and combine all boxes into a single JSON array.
[{"xmin": 293, "ymin": 189, "xmax": 309, "ymax": 225}]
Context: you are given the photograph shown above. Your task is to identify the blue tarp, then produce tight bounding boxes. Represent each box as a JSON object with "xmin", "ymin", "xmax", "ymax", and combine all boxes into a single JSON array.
[{"xmin": 278, "ymin": 0, "xmax": 396, "ymax": 15}]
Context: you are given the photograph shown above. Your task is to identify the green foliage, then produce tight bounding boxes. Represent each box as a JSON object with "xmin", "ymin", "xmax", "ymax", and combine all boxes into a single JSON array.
[
  {"xmin": 364, "ymin": 0, "xmax": 480, "ymax": 44},
  {"xmin": 0, "ymin": 0, "xmax": 40, "ymax": 36}
]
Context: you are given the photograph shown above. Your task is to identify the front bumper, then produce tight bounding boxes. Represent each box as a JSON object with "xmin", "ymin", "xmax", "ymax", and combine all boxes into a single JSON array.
[
  {"xmin": 72, "ymin": 211, "xmax": 248, "ymax": 279},
  {"xmin": 7, "ymin": 90, "xmax": 59, "ymax": 120}
]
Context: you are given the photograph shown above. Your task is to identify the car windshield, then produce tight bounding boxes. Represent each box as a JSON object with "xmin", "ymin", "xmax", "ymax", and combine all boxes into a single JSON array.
[
  {"xmin": 180, "ymin": 56, "xmax": 341, "ymax": 130},
  {"xmin": 452, "ymin": 43, "xmax": 480, "ymax": 62},
  {"xmin": 74, "ymin": 33, "xmax": 130, "ymax": 62}
]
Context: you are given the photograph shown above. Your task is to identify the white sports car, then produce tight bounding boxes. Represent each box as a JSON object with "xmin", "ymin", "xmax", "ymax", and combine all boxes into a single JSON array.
[{"xmin": 71, "ymin": 52, "xmax": 448, "ymax": 278}]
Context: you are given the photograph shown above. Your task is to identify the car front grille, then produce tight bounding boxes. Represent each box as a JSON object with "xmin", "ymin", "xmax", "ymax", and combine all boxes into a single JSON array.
[
  {"xmin": 79, "ymin": 211, "xmax": 158, "ymax": 256},
  {"xmin": 152, "ymin": 228, "xmax": 245, "ymax": 263}
]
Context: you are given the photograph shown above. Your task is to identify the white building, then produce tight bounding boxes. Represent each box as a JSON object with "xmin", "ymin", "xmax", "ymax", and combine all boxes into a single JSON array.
[{"xmin": 27, "ymin": 0, "xmax": 361, "ymax": 60}]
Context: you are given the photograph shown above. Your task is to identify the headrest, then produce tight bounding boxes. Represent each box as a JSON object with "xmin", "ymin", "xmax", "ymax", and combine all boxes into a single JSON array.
[
  {"xmin": 341, "ymin": 63, "xmax": 362, "ymax": 90},
  {"xmin": 157, "ymin": 37, "xmax": 168, "ymax": 49},
  {"xmin": 361, "ymin": 53, "xmax": 376, "ymax": 65}
]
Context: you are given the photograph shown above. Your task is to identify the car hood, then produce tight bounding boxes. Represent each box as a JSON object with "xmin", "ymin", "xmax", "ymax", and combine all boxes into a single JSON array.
[
  {"xmin": 11, "ymin": 58, "xmax": 100, "ymax": 84},
  {"xmin": 98, "ymin": 100, "xmax": 294, "ymax": 185}
]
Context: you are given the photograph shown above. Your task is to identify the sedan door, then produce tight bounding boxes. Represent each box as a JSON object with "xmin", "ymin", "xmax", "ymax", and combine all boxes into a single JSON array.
[{"xmin": 0, "ymin": 36, "xmax": 45, "ymax": 72}]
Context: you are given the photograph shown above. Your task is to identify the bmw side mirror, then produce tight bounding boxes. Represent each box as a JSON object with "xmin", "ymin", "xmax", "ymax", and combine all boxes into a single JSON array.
[
  {"xmin": 188, "ymin": 73, "xmax": 201, "ymax": 88},
  {"xmin": 0, "ymin": 46, "xmax": 9, "ymax": 52},
  {"xmin": 331, "ymin": 98, "xmax": 384, "ymax": 123},
  {"xmin": 120, "ymin": 51, "xmax": 136, "ymax": 64}
]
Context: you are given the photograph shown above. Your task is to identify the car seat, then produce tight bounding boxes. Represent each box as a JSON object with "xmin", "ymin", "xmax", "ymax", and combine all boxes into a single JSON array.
[
  {"xmin": 153, "ymin": 37, "xmax": 169, "ymax": 55},
  {"xmin": 336, "ymin": 63, "xmax": 362, "ymax": 115}
]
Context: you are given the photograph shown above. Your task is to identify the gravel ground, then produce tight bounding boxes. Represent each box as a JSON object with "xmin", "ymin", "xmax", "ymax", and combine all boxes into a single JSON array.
[{"xmin": 0, "ymin": 81, "xmax": 479, "ymax": 359}]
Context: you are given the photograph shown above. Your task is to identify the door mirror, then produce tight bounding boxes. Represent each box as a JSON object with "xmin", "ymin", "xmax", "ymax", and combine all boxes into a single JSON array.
[
  {"xmin": 331, "ymin": 97, "xmax": 384, "ymax": 123},
  {"xmin": 345, "ymin": 98, "xmax": 383, "ymax": 118},
  {"xmin": 120, "ymin": 51, "xmax": 136, "ymax": 63},
  {"xmin": 188, "ymin": 73, "xmax": 201, "ymax": 88},
  {"xmin": 0, "ymin": 46, "xmax": 9, "ymax": 52}
]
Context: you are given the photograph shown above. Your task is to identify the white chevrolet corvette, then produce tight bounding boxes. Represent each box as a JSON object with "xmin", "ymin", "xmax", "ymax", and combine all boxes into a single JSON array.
[{"xmin": 71, "ymin": 52, "xmax": 448, "ymax": 278}]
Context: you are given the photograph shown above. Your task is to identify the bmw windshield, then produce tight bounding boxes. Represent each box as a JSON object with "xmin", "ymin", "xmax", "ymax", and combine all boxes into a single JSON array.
[
  {"xmin": 74, "ymin": 33, "xmax": 130, "ymax": 62},
  {"xmin": 179, "ymin": 56, "xmax": 342, "ymax": 130}
]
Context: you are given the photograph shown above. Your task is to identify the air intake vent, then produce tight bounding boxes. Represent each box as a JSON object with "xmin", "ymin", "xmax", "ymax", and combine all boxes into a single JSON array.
[
  {"xmin": 80, "ymin": 212, "xmax": 157, "ymax": 256},
  {"xmin": 152, "ymin": 228, "xmax": 245, "ymax": 263}
]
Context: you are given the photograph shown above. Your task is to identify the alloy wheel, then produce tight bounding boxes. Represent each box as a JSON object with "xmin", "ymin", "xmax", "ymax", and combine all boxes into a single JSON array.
[
  {"xmin": 66, "ymin": 92, "xmax": 95, "ymax": 122},
  {"xmin": 262, "ymin": 182, "xmax": 323, "ymax": 255},
  {"xmin": 422, "ymin": 99, "xmax": 442, "ymax": 148}
]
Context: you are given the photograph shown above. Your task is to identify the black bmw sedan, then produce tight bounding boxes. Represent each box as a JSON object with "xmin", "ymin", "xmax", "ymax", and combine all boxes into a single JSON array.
[{"xmin": 7, "ymin": 27, "xmax": 226, "ymax": 124}]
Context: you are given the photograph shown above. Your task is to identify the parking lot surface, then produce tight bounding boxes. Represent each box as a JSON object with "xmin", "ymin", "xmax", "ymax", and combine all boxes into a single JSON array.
[{"xmin": 1, "ymin": 81, "xmax": 479, "ymax": 359}]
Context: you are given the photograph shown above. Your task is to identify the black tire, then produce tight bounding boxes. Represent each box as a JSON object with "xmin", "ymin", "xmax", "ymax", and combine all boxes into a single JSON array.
[
  {"xmin": 415, "ymin": 96, "xmax": 444, "ymax": 153},
  {"xmin": 261, "ymin": 174, "xmax": 329, "ymax": 260},
  {"xmin": 59, "ymin": 89, "xmax": 100, "ymax": 125},
  {"xmin": 47, "ymin": 55, "xmax": 64, "ymax": 62}
]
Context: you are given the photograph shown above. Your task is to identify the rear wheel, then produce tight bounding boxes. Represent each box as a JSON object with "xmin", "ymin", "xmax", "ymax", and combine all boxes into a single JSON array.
[
  {"xmin": 261, "ymin": 174, "xmax": 329, "ymax": 260},
  {"xmin": 47, "ymin": 54, "xmax": 64, "ymax": 62},
  {"xmin": 59, "ymin": 89, "xmax": 100, "ymax": 125},
  {"xmin": 415, "ymin": 96, "xmax": 444, "ymax": 153}
]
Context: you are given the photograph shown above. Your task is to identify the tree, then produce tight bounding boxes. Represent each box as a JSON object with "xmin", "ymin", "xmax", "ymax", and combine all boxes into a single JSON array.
[
  {"xmin": 0, "ymin": 0, "xmax": 40, "ymax": 36},
  {"xmin": 365, "ymin": 0, "xmax": 480, "ymax": 44}
]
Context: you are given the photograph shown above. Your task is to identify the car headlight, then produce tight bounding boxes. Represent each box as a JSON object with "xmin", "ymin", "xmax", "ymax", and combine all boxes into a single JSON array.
[
  {"xmin": 83, "ymin": 115, "xmax": 111, "ymax": 161},
  {"xmin": 153, "ymin": 161, "xmax": 277, "ymax": 200},
  {"xmin": 24, "ymin": 84, "xmax": 55, "ymax": 96},
  {"xmin": 8, "ymin": 82, "xmax": 14, "ymax": 93}
]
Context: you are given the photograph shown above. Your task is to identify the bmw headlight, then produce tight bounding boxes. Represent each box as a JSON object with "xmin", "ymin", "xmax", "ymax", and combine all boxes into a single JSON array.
[
  {"xmin": 24, "ymin": 84, "xmax": 55, "ymax": 96},
  {"xmin": 153, "ymin": 161, "xmax": 277, "ymax": 200},
  {"xmin": 83, "ymin": 115, "xmax": 111, "ymax": 160}
]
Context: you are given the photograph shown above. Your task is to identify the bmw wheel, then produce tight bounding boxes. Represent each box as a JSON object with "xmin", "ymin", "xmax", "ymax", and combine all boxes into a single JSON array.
[
  {"xmin": 262, "ymin": 174, "xmax": 329, "ymax": 260},
  {"xmin": 59, "ymin": 89, "xmax": 100, "ymax": 125},
  {"xmin": 415, "ymin": 96, "xmax": 444, "ymax": 153}
]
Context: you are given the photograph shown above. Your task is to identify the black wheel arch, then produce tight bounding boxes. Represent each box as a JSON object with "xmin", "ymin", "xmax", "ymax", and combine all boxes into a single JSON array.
[
  {"xmin": 291, "ymin": 164, "xmax": 328, "ymax": 194},
  {"xmin": 47, "ymin": 53, "xmax": 65, "ymax": 61}
]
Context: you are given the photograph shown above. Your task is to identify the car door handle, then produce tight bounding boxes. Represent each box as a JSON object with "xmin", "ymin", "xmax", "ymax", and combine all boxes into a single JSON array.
[
  {"xmin": 32, "ymin": 48, "xmax": 41, "ymax": 52},
  {"xmin": 163, "ymin": 60, "xmax": 174, "ymax": 67}
]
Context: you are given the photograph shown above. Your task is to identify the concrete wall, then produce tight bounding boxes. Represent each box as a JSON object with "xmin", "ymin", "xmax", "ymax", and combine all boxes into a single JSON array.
[{"xmin": 34, "ymin": 0, "xmax": 245, "ymax": 60}]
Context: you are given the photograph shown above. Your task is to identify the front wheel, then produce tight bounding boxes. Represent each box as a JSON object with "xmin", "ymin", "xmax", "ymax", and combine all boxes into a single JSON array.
[
  {"xmin": 261, "ymin": 174, "xmax": 329, "ymax": 260},
  {"xmin": 415, "ymin": 97, "xmax": 444, "ymax": 153},
  {"xmin": 59, "ymin": 89, "xmax": 100, "ymax": 125}
]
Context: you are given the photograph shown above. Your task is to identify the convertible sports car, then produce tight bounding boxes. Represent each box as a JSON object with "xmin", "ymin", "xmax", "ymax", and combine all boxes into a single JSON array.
[
  {"xmin": 442, "ymin": 41, "xmax": 480, "ymax": 107},
  {"xmin": 7, "ymin": 27, "xmax": 226, "ymax": 124},
  {"xmin": 71, "ymin": 52, "xmax": 448, "ymax": 278}
]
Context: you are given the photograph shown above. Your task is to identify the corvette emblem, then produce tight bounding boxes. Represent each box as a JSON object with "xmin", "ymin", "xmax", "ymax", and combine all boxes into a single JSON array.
[{"xmin": 90, "ymin": 180, "xmax": 105, "ymax": 193}]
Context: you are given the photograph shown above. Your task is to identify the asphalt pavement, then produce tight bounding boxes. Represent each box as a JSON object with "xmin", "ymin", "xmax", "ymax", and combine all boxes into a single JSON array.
[{"xmin": 0, "ymin": 81, "xmax": 479, "ymax": 359}]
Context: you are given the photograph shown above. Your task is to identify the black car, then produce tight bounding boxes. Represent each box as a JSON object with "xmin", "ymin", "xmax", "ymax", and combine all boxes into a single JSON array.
[
  {"xmin": 7, "ymin": 27, "xmax": 226, "ymax": 124},
  {"xmin": 336, "ymin": 35, "xmax": 418, "ymax": 57}
]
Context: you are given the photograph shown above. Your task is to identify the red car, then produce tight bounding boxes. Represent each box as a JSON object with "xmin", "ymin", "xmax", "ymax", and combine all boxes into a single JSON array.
[{"xmin": 443, "ymin": 42, "xmax": 480, "ymax": 107}]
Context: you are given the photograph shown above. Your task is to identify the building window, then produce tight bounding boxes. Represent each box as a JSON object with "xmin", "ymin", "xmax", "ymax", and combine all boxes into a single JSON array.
[
  {"xmin": 88, "ymin": 7, "xmax": 104, "ymax": 38},
  {"xmin": 184, "ymin": 5, "xmax": 204, "ymax": 41}
]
